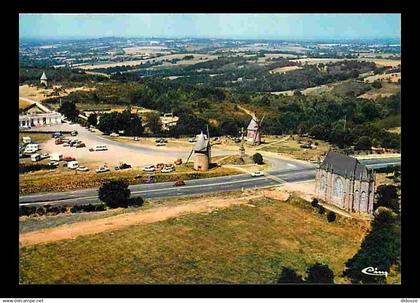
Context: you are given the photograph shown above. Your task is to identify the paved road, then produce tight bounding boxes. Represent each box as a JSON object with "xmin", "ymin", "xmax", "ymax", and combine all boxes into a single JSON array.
[{"xmin": 19, "ymin": 157, "xmax": 400, "ymax": 207}]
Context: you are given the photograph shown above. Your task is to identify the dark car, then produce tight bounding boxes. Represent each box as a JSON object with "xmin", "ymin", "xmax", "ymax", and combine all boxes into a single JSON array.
[
  {"xmin": 174, "ymin": 180, "xmax": 186, "ymax": 187},
  {"xmin": 114, "ymin": 163, "xmax": 132, "ymax": 170},
  {"xmin": 75, "ymin": 143, "xmax": 86, "ymax": 148}
]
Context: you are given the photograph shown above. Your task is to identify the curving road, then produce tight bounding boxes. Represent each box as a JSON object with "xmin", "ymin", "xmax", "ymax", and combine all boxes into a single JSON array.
[{"xmin": 19, "ymin": 156, "xmax": 400, "ymax": 207}]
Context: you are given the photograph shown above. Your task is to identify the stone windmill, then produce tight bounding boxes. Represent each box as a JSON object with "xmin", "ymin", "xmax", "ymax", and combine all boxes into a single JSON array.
[
  {"xmin": 40, "ymin": 72, "xmax": 48, "ymax": 87},
  {"xmin": 246, "ymin": 113, "xmax": 265, "ymax": 145},
  {"xmin": 185, "ymin": 126, "xmax": 211, "ymax": 171}
]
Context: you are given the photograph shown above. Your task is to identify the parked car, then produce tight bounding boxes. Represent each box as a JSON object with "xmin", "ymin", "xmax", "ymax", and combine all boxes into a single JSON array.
[
  {"xmin": 96, "ymin": 165, "xmax": 110, "ymax": 173},
  {"xmin": 55, "ymin": 139, "xmax": 64, "ymax": 145},
  {"xmin": 110, "ymin": 133, "xmax": 119, "ymax": 137},
  {"xmin": 76, "ymin": 166, "xmax": 89, "ymax": 172},
  {"xmin": 95, "ymin": 145, "xmax": 108, "ymax": 151},
  {"xmin": 69, "ymin": 140, "xmax": 80, "ymax": 147},
  {"xmin": 174, "ymin": 180, "xmax": 186, "ymax": 187},
  {"xmin": 48, "ymin": 161, "xmax": 59, "ymax": 168},
  {"xmin": 250, "ymin": 171, "xmax": 265, "ymax": 177},
  {"xmin": 156, "ymin": 142, "xmax": 166, "ymax": 146},
  {"xmin": 143, "ymin": 165, "xmax": 156, "ymax": 172},
  {"xmin": 31, "ymin": 153, "xmax": 41, "ymax": 162},
  {"xmin": 63, "ymin": 143, "xmax": 70, "ymax": 147},
  {"xmin": 63, "ymin": 156, "xmax": 76, "ymax": 162},
  {"xmin": 75, "ymin": 142, "xmax": 86, "ymax": 148},
  {"xmin": 40, "ymin": 153, "xmax": 49, "ymax": 160},
  {"xmin": 67, "ymin": 161, "xmax": 79, "ymax": 169},
  {"xmin": 71, "ymin": 130, "xmax": 78, "ymax": 136},
  {"xmin": 50, "ymin": 153, "xmax": 63, "ymax": 161},
  {"xmin": 161, "ymin": 166, "xmax": 175, "ymax": 173},
  {"xmin": 133, "ymin": 136, "xmax": 139, "ymax": 141},
  {"xmin": 89, "ymin": 148, "xmax": 95, "ymax": 152},
  {"xmin": 22, "ymin": 136, "xmax": 31, "ymax": 144},
  {"xmin": 114, "ymin": 163, "xmax": 131, "ymax": 170},
  {"xmin": 52, "ymin": 132, "xmax": 62, "ymax": 138},
  {"xmin": 174, "ymin": 159, "xmax": 183, "ymax": 165}
]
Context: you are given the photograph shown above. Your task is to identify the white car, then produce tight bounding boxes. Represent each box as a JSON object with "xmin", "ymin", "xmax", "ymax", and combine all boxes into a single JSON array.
[
  {"xmin": 251, "ymin": 171, "xmax": 265, "ymax": 177},
  {"xmin": 96, "ymin": 165, "xmax": 110, "ymax": 173},
  {"xmin": 156, "ymin": 142, "xmax": 166, "ymax": 146},
  {"xmin": 40, "ymin": 153, "xmax": 49, "ymax": 159},
  {"xmin": 76, "ymin": 166, "xmax": 89, "ymax": 172},
  {"xmin": 110, "ymin": 133, "xmax": 119, "ymax": 137},
  {"xmin": 133, "ymin": 137, "xmax": 139, "ymax": 141},
  {"xmin": 143, "ymin": 165, "xmax": 156, "ymax": 172},
  {"xmin": 161, "ymin": 167, "xmax": 175, "ymax": 173}
]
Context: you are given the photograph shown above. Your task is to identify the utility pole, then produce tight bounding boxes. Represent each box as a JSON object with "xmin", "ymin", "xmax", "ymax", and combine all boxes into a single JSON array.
[{"xmin": 239, "ymin": 127, "xmax": 246, "ymax": 158}]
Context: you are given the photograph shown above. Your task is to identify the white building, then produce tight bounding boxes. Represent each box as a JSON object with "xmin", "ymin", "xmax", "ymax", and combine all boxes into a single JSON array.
[{"xmin": 19, "ymin": 102, "xmax": 62, "ymax": 129}]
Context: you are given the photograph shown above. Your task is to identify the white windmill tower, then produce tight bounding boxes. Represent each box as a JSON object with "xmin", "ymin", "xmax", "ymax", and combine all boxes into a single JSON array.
[{"xmin": 246, "ymin": 113, "xmax": 265, "ymax": 145}]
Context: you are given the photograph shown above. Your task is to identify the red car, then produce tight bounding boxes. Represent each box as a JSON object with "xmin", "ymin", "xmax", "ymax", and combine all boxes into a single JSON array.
[
  {"xmin": 174, "ymin": 180, "xmax": 186, "ymax": 187},
  {"xmin": 75, "ymin": 143, "xmax": 86, "ymax": 148},
  {"xmin": 63, "ymin": 156, "xmax": 76, "ymax": 162},
  {"xmin": 55, "ymin": 139, "xmax": 64, "ymax": 145}
]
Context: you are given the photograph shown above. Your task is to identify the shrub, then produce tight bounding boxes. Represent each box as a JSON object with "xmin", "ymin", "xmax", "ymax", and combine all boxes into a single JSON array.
[
  {"xmin": 252, "ymin": 153, "xmax": 264, "ymax": 165},
  {"xmin": 70, "ymin": 203, "xmax": 107, "ymax": 213},
  {"xmin": 98, "ymin": 180, "xmax": 131, "ymax": 208},
  {"xmin": 94, "ymin": 203, "xmax": 107, "ymax": 211},
  {"xmin": 311, "ymin": 198, "xmax": 319, "ymax": 208},
  {"xmin": 306, "ymin": 263, "xmax": 335, "ymax": 284},
  {"xmin": 36, "ymin": 207, "xmax": 46, "ymax": 216},
  {"xmin": 375, "ymin": 184, "xmax": 400, "ymax": 213},
  {"xmin": 70, "ymin": 205, "xmax": 81, "ymax": 213},
  {"xmin": 276, "ymin": 267, "xmax": 304, "ymax": 283},
  {"xmin": 327, "ymin": 211, "xmax": 336, "ymax": 222},
  {"xmin": 19, "ymin": 205, "xmax": 37, "ymax": 217},
  {"xmin": 318, "ymin": 205, "xmax": 325, "ymax": 214},
  {"xmin": 127, "ymin": 196, "xmax": 144, "ymax": 207}
]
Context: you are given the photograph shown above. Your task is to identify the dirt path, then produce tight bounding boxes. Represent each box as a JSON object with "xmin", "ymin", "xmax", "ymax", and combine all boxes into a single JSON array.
[{"xmin": 19, "ymin": 194, "xmax": 261, "ymax": 247}]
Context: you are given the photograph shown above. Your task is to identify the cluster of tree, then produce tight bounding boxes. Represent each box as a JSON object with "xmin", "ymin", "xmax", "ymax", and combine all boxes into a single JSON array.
[
  {"xmin": 97, "ymin": 110, "xmax": 144, "ymax": 136},
  {"xmin": 98, "ymin": 180, "xmax": 144, "ymax": 208},
  {"xmin": 58, "ymin": 101, "xmax": 79, "ymax": 122},
  {"xmin": 277, "ymin": 263, "xmax": 335, "ymax": 283},
  {"xmin": 343, "ymin": 207, "xmax": 400, "ymax": 283},
  {"xmin": 257, "ymin": 93, "xmax": 400, "ymax": 150}
]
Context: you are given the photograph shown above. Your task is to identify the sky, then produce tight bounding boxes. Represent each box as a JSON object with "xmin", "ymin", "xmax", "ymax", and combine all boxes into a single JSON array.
[{"xmin": 19, "ymin": 14, "xmax": 401, "ymax": 41}]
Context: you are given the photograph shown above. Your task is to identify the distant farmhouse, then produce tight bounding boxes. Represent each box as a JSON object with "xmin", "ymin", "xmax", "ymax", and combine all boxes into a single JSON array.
[
  {"xmin": 315, "ymin": 151, "xmax": 375, "ymax": 214},
  {"xmin": 19, "ymin": 101, "xmax": 62, "ymax": 129}
]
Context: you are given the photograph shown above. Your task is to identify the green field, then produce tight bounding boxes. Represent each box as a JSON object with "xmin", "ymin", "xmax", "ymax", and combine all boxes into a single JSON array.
[{"xmin": 19, "ymin": 196, "xmax": 369, "ymax": 284}]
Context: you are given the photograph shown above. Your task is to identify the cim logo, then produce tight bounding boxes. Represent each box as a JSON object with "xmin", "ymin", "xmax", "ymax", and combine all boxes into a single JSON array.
[{"xmin": 361, "ymin": 266, "xmax": 388, "ymax": 278}]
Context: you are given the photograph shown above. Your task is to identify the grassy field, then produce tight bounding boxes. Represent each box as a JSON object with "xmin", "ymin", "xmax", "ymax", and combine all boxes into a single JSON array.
[
  {"xmin": 19, "ymin": 84, "xmax": 95, "ymax": 102},
  {"xmin": 19, "ymin": 163, "xmax": 240, "ymax": 194},
  {"xmin": 270, "ymin": 66, "xmax": 303, "ymax": 74},
  {"xmin": 258, "ymin": 135, "xmax": 331, "ymax": 161},
  {"xmin": 19, "ymin": 132, "xmax": 52, "ymax": 144},
  {"xmin": 358, "ymin": 82, "xmax": 400, "ymax": 100},
  {"xmin": 19, "ymin": 195, "xmax": 370, "ymax": 284}
]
